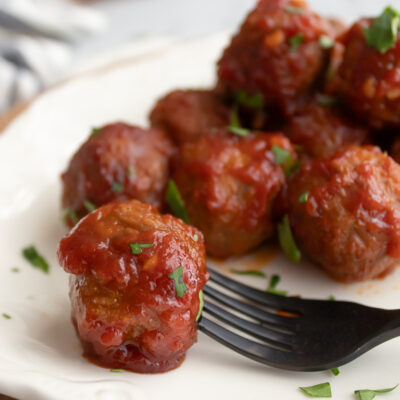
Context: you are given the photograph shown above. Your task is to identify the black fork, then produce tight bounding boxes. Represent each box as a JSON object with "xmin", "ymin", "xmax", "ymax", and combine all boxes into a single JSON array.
[{"xmin": 198, "ymin": 268, "xmax": 400, "ymax": 371}]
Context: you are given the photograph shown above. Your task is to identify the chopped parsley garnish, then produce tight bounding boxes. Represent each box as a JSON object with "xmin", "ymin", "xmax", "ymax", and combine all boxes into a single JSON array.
[
  {"xmin": 355, "ymin": 385, "xmax": 398, "ymax": 400},
  {"xmin": 266, "ymin": 274, "xmax": 288, "ymax": 296},
  {"xmin": 193, "ymin": 234, "xmax": 199, "ymax": 242},
  {"xmin": 168, "ymin": 266, "xmax": 188, "ymax": 298},
  {"xmin": 230, "ymin": 269, "xmax": 266, "ymax": 277},
  {"xmin": 299, "ymin": 192, "xmax": 309, "ymax": 203},
  {"xmin": 90, "ymin": 127, "xmax": 102, "ymax": 136},
  {"xmin": 196, "ymin": 290, "xmax": 204, "ymax": 321},
  {"xmin": 300, "ymin": 382, "xmax": 332, "ymax": 398},
  {"xmin": 11, "ymin": 267, "xmax": 20, "ymax": 273},
  {"xmin": 166, "ymin": 180, "xmax": 189, "ymax": 223},
  {"xmin": 2, "ymin": 313, "xmax": 11, "ymax": 320},
  {"xmin": 228, "ymin": 106, "xmax": 251, "ymax": 137},
  {"xmin": 285, "ymin": 5, "xmax": 305, "ymax": 14},
  {"xmin": 22, "ymin": 246, "xmax": 49, "ymax": 274},
  {"xmin": 127, "ymin": 165, "xmax": 136, "ymax": 179},
  {"xmin": 271, "ymin": 145, "xmax": 294, "ymax": 176},
  {"xmin": 316, "ymin": 94, "xmax": 338, "ymax": 107},
  {"xmin": 330, "ymin": 368, "xmax": 340, "ymax": 376},
  {"xmin": 319, "ymin": 35, "xmax": 334, "ymax": 49},
  {"xmin": 130, "ymin": 242, "xmax": 154, "ymax": 255},
  {"xmin": 110, "ymin": 369, "xmax": 125, "ymax": 373},
  {"xmin": 62, "ymin": 208, "xmax": 78, "ymax": 225},
  {"xmin": 278, "ymin": 215, "xmax": 301, "ymax": 263},
  {"xmin": 364, "ymin": 7, "xmax": 400, "ymax": 53},
  {"xmin": 235, "ymin": 91, "xmax": 264, "ymax": 108},
  {"xmin": 111, "ymin": 182, "xmax": 124, "ymax": 193},
  {"xmin": 329, "ymin": 295, "xmax": 336, "ymax": 301},
  {"xmin": 290, "ymin": 33, "xmax": 305, "ymax": 52},
  {"xmin": 83, "ymin": 199, "xmax": 96, "ymax": 213}
]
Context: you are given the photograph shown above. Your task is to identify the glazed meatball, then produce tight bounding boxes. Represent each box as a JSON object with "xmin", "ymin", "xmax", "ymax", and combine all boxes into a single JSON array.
[
  {"xmin": 61, "ymin": 123, "xmax": 174, "ymax": 227},
  {"xmin": 285, "ymin": 102, "xmax": 370, "ymax": 158},
  {"xmin": 287, "ymin": 146, "xmax": 400, "ymax": 282},
  {"xmin": 57, "ymin": 200, "xmax": 207, "ymax": 373},
  {"xmin": 217, "ymin": 0, "xmax": 333, "ymax": 116},
  {"xmin": 331, "ymin": 15, "xmax": 400, "ymax": 128},
  {"xmin": 149, "ymin": 89, "xmax": 231, "ymax": 146},
  {"xmin": 172, "ymin": 131, "xmax": 296, "ymax": 258}
]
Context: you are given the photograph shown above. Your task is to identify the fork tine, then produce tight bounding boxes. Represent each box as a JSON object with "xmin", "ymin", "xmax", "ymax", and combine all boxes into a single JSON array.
[
  {"xmin": 204, "ymin": 285, "xmax": 298, "ymax": 331},
  {"xmin": 203, "ymin": 301, "xmax": 294, "ymax": 350},
  {"xmin": 208, "ymin": 268, "xmax": 303, "ymax": 311},
  {"xmin": 198, "ymin": 317, "xmax": 305, "ymax": 371}
]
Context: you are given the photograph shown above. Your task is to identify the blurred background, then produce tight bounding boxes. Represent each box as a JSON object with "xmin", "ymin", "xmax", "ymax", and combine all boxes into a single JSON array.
[
  {"xmin": 0, "ymin": 0, "xmax": 257, "ymax": 116},
  {"xmin": 0, "ymin": 0, "xmax": 398, "ymax": 119}
]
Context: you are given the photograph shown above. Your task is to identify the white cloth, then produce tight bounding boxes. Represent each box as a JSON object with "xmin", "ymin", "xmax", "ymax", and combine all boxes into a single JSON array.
[{"xmin": 0, "ymin": 0, "xmax": 107, "ymax": 113}]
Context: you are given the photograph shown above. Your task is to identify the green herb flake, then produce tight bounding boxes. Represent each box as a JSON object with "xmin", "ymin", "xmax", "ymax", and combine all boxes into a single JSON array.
[
  {"xmin": 235, "ymin": 91, "xmax": 264, "ymax": 108},
  {"xmin": 229, "ymin": 126, "xmax": 252, "ymax": 137},
  {"xmin": 2, "ymin": 313, "xmax": 11, "ymax": 320},
  {"xmin": 228, "ymin": 106, "xmax": 251, "ymax": 137},
  {"xmin": 329, "ymin": 295, "xmax": 336, "ymax": 301},
  {"xmin": 127, "ymin": 165, "xmax": 136, "ymax": 179},
  {"xmin": 355, "ymin": 385, "xmax": 398, "ymax": 400},
  {"xmin": 196, "ymin": 290, "xmax": 204, "ymax": 322},
  {"xmin": 230, "ymin": 269, "xmax": 266, "ymax": 277},
  {"xmin": 278, "ymin": 215, "xmax": 301, "ymax": 263},
  {"xmin": 90, "ymin": 127, "xmax": 102, "ymax": 136},
  {"xmin": 193, "ymin": 234, "xmax": 199, "ymax": 242},
  {"xmin": 11, "ymin": 267, "xmax": 20, "ymax": 273},
  {"xmin": 111, "ymin": 182, "xmax": 124, "ymax": 193},
  {"xmin": 83, "ymin": 199, "xmax": 96, "ymax": 213},
  {"xmin": 285, "ymin": 5, "xmax": 305, "ymax": 14},
  {"xmin": 22, "ymin": 246, "xmax": 49, "ymax": 274},
  {"xmin": 110, "ymin": 369, "xmax": 125, "ymax": 373},
  {"xmin": 364, "ymin": 7, "xmax": 400, "ymax": 53},
  {"xmin": 130, "ymin": 242, "xmax": 154, "ymax": 255},
  {"xmin": 320, "ymin": 35, "xmax": 334, "ymax": 49},
  {"xmin": 168, "ymin": 266, "xmax": 188, "ymax": 298},
  {"xmin": 300, "ymin": 382, "xmax": 332, "ymax": 398},
  {"xmin": 62, "ymin": 208, "xmax": 78, "ymax": 226},
  {"xmin": 166, "ymin": 180, "xmax": 189, "ymax": 223},
  {"xmin": 330, "ymin": 368, "xmax": 340, "ymax": 376},
  {"xmin": 299, "ymin": 192, "xmax": 309, "ymax": 203},
  {"xmin": 316, "ymin": 94, "xmax": 338, "ymax": 107},
  {"xmin": 290, "ymin": 33, "xmax": 305, "ymax": 52},
  {"xmin": 271, "ymin": 145, "xmax": 294, "ymax": 176},
  {"xmin": 266, "ymin": 274, "xmax": 288, "ymax": 296}
]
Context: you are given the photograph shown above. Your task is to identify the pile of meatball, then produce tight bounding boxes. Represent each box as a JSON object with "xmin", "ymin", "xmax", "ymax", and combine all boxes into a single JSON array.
[{"xmin": 58, "ymin": 0, "xmax": 400, "ymax": 373}]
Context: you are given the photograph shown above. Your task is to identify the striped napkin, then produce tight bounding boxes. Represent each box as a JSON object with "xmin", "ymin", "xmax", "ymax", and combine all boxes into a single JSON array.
[{"xmin": 0, "ymin": 0, "xmax": 107, "ymax": 113}]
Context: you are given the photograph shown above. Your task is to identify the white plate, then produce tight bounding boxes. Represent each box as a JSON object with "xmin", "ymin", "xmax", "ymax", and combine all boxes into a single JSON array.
[{"xmin": 1, "ymin": 2, "xmax": 400, "ymax": 399}]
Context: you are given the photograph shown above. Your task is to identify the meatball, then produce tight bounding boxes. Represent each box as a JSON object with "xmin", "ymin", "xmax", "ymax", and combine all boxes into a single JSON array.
[
  {"xmin": 217, "ymin": 0, "xmax": 333, "ymax": 116},
  {"xmin": 172, "ymin": 131, "xmax": 296, "ymax": 258},
  {"xmin": 287, "ymin": 146, "xmax": 400, "ymax": 282},
  {"xmin": 285, "ymin": 101, "xmax": 370, "ymax": 158},
  {"xmin": 61, "ymin": 123, "xmax": 174, "ymax": 227},
  {"xmin": 331, "ymin": 16, "xmax": 400, "ymax": 128},
  {"xmin": 57, "ymin": 200, "xmax": 207, "ymax": 373},
  {"xmin": 149, "ymin": 89, "xmax": 231, "ymax": 146}
]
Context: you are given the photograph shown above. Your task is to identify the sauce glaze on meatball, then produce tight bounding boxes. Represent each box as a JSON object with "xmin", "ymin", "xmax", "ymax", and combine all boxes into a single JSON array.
[
  {"xmin": 61, "ymin": 123, "xmax": 174, "ymax": 227},
  {"xmin": 149, "ymin": 89, "xmax": 231, "ymax": 146},
  {"xmin": 217, "ymin": 0, "xmax": 333, "ymax": 116},
  {"xmin": 172, "ymin": 131, "xmax": 296, "ymax": 258},
  {"xmin": 288, "ymin": 146, "xmax": 400, "ymax": 282},
  {"xmin": 331, "ymin": 18, "xmax": 400, "ymax": 128},
  {"xmin": 285, "ymin": 102, "xmax": 370, "ymax": 158},
  {"xmin": 58, "ymin": 200, "xmax": 208, "ymax": 373}
]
